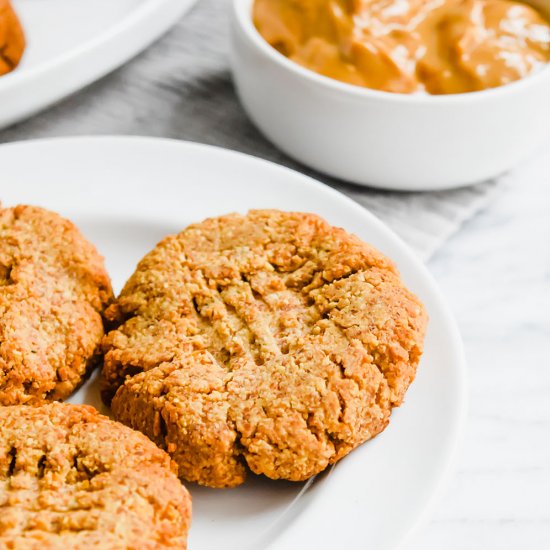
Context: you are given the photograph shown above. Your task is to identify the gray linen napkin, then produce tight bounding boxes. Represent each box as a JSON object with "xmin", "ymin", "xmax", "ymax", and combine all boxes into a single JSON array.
[{"xmin": 0, "ymin": 0, "xmax": 499, "ymax": 260}]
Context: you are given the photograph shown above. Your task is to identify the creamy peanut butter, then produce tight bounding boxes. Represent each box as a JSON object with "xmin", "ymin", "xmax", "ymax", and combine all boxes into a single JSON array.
[{"xmin": 253, "ymin": 0, "xmax": 550, "ymax": 94}]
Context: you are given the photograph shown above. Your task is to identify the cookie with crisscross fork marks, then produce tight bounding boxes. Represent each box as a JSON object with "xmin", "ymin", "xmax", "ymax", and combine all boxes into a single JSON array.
[
  {"xmin": 0, "ymin": 0, "xmax": 25, "ymax": 77},
  {"xmin": 102, "ymin": 210, "xmax": 427, "ymax": 488},
  {"xmin": 0, "ymin": 403, "xmax": 191, "ymax": 549}
]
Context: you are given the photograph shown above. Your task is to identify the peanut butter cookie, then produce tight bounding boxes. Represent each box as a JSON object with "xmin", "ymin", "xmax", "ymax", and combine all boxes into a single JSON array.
[
  {"xmin": 103, "ymin": 210, "xmax": 427, "ymax": 487},
  {"xmin": 0, "ymin": 403, "xmax": 191, "ymax": 549},
  {"xmin": 0, "ymin": 0, "xmax": 25, "ymax": 76},
  {"xmin": 0, "ymin": 205, "xmax": 113, "ymax": 405}
]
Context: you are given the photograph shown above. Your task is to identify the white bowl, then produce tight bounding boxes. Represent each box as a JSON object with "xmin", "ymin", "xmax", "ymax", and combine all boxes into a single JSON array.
[{"xmin": 230, "ymin": 0, "xmax": 550, "ymax": 191}]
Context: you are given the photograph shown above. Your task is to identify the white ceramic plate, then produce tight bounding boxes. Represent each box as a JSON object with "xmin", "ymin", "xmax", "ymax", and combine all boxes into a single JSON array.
[
  {"xmin": 0, "ymin": 137, "xmax": 466, "ymax": 550},
  {"xmin": 0, "ymin": 0, "xmax": 197, "ymax": 129}
]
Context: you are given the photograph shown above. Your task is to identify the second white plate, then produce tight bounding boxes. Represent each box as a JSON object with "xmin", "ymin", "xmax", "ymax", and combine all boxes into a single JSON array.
[
  {"xmin": 0, "ymin": 0, "xmax": 197, "ymax": 129},
  {"xmin": 0, "ymin": 136, "xmax": 466, "ymax": 550}
]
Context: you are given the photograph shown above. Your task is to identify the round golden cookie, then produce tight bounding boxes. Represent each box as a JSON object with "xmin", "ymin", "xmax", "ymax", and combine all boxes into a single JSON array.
[
  {"xmin": 0, "ymin": 0, "xmax": 25, "ymax": 76},
  {"xmin": 0, "ymin": 205, "xmax": 113, "ymax": 405},
  {"xmin": 0, "ymin": 403, "xmax": 191, "ymax": 549},
  {"xmin": 102, "ymin": 210, "xmax": 428, "ymax": 488}
]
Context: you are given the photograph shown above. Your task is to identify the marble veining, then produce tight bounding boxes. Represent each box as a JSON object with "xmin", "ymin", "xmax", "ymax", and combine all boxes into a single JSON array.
[{"xmin": 407, "ymin": 141, "xmax": 550, "ymax": 550}]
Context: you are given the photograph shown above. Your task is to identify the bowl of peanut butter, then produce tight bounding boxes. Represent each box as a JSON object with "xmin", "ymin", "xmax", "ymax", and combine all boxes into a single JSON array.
[{"xmin": 231, "ymin": 0, "xmax": 550, "ymax": 190}]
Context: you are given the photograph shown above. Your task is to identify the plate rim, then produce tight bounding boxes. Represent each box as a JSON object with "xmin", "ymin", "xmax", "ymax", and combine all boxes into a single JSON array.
[
  {"xmin": 0, "ymin": 135, "xmax": 468, "ymax": 550},
  {"xmin": 0, "ymin": 0, "xmax": 198, "ymax": 127}
]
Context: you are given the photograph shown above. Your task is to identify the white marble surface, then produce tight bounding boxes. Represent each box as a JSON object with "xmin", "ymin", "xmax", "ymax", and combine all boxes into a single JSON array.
[{"xmin": 407, "ymin": 142, "xmax": 550, "ymax": 549}]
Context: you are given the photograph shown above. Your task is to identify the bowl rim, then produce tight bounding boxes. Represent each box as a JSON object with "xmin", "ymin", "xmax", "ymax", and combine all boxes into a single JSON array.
[{"xmin": 233, "ymin": 0, "xmax": 550, "ymax": 104}]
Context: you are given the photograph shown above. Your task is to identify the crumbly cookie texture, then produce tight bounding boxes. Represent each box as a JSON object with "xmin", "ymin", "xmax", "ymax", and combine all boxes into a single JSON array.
[
  {"xmin": 0, "ymin": 403, "xmax": 192, "ymax": 549},
  {"xmin": 0, "ymin": 205, "xmax": 113, "ymax": 405},
  {"xmin": 104, "ymin": 210, "xmax": 428, "ymax": 488},
  {"xmin": 0, "ymin": 0, "xmax": 25, "ymax": 76}
]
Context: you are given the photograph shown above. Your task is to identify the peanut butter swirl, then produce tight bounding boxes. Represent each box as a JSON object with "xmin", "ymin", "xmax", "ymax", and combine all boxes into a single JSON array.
[{"xmin": 254, "ymin": 0, "xmax": 550, "ymax": 94}]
